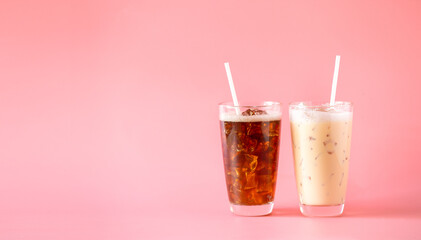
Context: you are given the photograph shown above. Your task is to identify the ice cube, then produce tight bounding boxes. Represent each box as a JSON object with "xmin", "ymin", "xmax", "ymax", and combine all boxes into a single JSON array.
[
  {"xmin": 244, "ymin": 172, "xmax": 257, "ymax": 190},
  {"xmin": 257, "ymin": 175, "xmax": 273, "ymax": 193},
  {"xmin": 243, "ymin": 154, "xmax": 258, "ymax": 172},
  {"xmin": 242, "ymin": 108, "xmax": 267, "ymax": 116}
]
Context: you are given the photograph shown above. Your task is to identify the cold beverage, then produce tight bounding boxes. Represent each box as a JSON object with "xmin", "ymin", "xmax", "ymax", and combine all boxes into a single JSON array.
[
  {"xmin": 219, "ymin": 102, "xmax": 281, "ymax": 216},
  {"xmin": 290, "ymin": 102, "xmax": 353, "ymax": 216}
]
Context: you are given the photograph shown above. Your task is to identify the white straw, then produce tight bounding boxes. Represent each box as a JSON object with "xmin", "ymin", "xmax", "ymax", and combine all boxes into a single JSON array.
[
  {"xmin": 330, "ymin": 55, "xmax": 341, "ymax": 106},
  {"xmin": 224, "ymin": 62, "xmax": 241, "ymax": 115}
]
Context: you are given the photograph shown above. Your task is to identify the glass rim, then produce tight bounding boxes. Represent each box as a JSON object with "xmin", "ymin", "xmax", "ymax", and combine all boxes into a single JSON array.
[
  {"xmin": 289, "ymin": 101, "xmax": 353, "ymax": 108},
  {"xmin": 218, "ymin": 101, "xmax": 282, "ymax": 108}
]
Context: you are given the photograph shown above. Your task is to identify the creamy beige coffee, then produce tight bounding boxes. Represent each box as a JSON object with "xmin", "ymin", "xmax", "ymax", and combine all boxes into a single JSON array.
[{"xmin": 290, "ymin": 107, "xmax": 352, "ymax": 206}]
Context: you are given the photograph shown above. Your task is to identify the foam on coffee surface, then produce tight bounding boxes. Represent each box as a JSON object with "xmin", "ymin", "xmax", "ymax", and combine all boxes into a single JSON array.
[
  {"xmin": 290, "ymin": 108, "xmax": 352, "ymax": 123},
  {"xmin": 220, "ymin": 112, "xmax": 281, "ymax": 122}
]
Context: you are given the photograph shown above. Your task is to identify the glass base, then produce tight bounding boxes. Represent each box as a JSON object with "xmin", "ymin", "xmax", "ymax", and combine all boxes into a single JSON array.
[
  {"xmin": 230, "ymin": 202, "xmax": 274, "ymax": 216},
  {"xmin": 300, "ymin": 203, "xmax": 344, "ymax": 217}
]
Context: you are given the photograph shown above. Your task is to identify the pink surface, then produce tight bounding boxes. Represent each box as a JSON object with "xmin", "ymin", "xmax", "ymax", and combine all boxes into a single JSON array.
[{"xmin": 0, "ymin": 0, "xmax": 421, "ymax": 239}]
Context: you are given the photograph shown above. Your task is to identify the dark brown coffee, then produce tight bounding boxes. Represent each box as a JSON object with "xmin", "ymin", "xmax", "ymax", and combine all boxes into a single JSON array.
[{"xmin": 220, "ymin": 109, "xmax": 281, "ymax": 205}]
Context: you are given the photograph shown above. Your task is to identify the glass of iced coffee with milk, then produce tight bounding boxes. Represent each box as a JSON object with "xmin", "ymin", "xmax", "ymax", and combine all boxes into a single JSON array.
[{"xmin": 290, "ymin": 101, "xmax": 353, "ymax": 217}]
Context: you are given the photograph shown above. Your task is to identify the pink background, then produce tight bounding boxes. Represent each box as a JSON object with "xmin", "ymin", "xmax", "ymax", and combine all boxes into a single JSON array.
[{"xmin": 1, "ymin": 0, "xmax": 421, "ymax": 239}]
